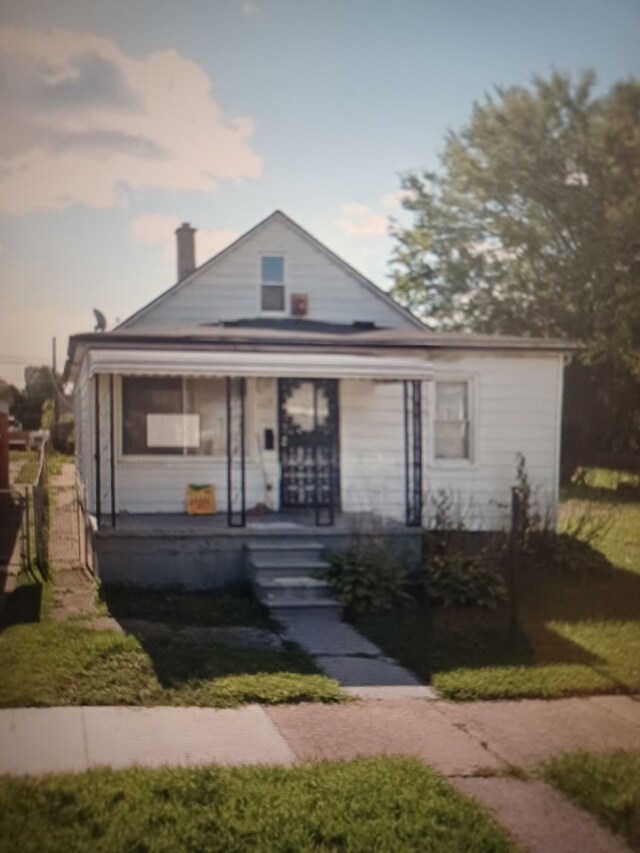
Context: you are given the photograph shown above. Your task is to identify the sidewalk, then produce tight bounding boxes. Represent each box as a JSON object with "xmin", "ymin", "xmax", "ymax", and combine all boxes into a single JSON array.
[
  {"xmin": 3, "ymin": 696, "xmax": 637, "ymax": 777},
  {"xmin": 1, "ymin": 695, "xmax": 638, "ymax": 851}
]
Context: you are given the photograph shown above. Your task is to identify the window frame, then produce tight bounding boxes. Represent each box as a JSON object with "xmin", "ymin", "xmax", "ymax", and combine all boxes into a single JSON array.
[
  {"xmin": 118, "ymin": 375, "xmax": 232, "ymax": 462},
  {"xmin": 430, "ymin": 376, "xmax": 476, "ymax": 467},
  {"xmin": 259, "ymin": 254, "xmax": 287, "ymax": 315}
]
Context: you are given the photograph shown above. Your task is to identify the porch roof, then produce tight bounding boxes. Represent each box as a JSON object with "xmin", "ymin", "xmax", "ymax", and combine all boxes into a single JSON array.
[{"xmin": 85, "ymin": 347, "xmax": 434, "ymax": 381}]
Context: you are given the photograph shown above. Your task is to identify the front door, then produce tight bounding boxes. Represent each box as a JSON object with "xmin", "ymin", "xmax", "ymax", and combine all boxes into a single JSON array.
[{"xmin": 278, "ymin": 378, "xmax": 340, "ymax": 511}]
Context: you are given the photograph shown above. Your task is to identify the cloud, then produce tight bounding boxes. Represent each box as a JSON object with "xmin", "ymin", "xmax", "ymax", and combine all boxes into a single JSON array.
[
  {"xmin": 335, "ymin": 202, "xmax": 388, "ymax": 238},
  {"xmin": 131, "ymin": 213, "xmax": 238, "ymax": 272},
  {"xmin": 380, "ymin": 190, "xmax": 414, "ymax": 210},
  {"xmin": 0, "ymin": 27, "xmax": 262, "ymax": 214}
]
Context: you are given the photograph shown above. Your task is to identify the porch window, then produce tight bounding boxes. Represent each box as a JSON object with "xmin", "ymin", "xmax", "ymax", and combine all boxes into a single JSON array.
[
  {"xmin": 261, "ymin": 255, "xmax": 285, "ymax": 312},
  {"xmin": 122, "ymin": 377, "xmax": 226, "ymax": 456},
  {"xmin": 434, "ymin": 381, "xmax": 470, "ymax": 460}
]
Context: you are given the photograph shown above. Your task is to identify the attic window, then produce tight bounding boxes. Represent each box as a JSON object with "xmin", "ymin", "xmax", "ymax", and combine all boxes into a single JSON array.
[{"xmin": 261, "ymin": 256, "xmax": 285, "ymax": 312}]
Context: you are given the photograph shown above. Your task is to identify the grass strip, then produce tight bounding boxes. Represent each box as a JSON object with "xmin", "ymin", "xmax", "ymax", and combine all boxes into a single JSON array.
[
  {"xmin": 0, "ymin": 757, "xmax": 515, "ymax": 853},
  {"xmin": 0, "ymin": 620, "xmax": 344, "ymax": 708},
  {"xmin": 542, "ymin": 750, "xmax": 640, "ymax": 850}
]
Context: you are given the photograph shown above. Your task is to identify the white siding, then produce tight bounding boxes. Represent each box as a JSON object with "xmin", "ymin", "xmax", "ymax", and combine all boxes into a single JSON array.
[
  {"xmin": 340, "ymin": 380, "xmax": 407, "ymax": 522},
  {"xmin": 84, "ymin": 353, "xmax": 564, "ymax": 527},
  {"xmin": 124, "ymin": 217, "xmax": 415, "ymax": 331},
  {"xmin": 424, "ymin": 352, "xmax": 564, "ymax": 529}
]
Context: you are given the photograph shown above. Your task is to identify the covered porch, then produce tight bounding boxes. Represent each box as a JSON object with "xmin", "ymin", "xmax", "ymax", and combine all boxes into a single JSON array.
[
  {"xmin": 95, "ymin": 509, "xmax": 424, "ymax": 589},
  {"xmin": 87, "ymin": 346, "xmax": 432, "ymax": 532}
]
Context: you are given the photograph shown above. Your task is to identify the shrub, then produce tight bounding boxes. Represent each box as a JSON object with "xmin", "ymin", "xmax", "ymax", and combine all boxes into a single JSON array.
[
  {"xmin": 425, "ymin": 552, "xmax": 507, "ymax": 609},
  {"xmin": 515, "ymin": 454, "xmax": 613, "ymax": 578},
  {"xmin": 524, "ymin": 531, "xmax": 612, "ymax": 579},
  {"xmin": 321, "ymin": 538, "xmax": 411, "ymax": 615},
  {"xmin": 423, "ymin": 491, "xmax": 507, "ymax": 609}
]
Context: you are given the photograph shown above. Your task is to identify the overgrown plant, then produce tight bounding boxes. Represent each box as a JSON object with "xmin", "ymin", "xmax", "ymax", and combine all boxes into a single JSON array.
[
  {"xmin": 514, "ymin": 454, "xmax": 613, "ymax": 579},
  {"xmin": 423, "ymin": 491, "xmax": 507, "ymax": 609},
  {"xmin": 320, "ymin": 537, "xmax": 411, "ymax": 616}
]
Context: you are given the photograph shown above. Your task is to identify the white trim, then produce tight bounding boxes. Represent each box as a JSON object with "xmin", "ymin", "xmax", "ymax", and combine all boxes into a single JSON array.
[
  {"xmin": 88, "ymin": 348, "xmax": 434, "ymax": 381},
  {"xmin": 429, "ymin": 374, "xmax": 477, "ymax": 468},
  {"xmin": 115, "ymin": 374, "xmax": 257, "ymax": 464},
  {"xmin": 259, "ymin": 252, "xmax": 287, "ymax": 316},
  {"xmin": 552, "ymin": 354, "xmax": 565, "ymax": 518}
]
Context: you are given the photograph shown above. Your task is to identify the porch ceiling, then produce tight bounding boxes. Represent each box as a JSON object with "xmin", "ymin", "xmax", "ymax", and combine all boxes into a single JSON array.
[{"xmin": 86, "ymin": 348, "xmax": 434, "ymax": 381}]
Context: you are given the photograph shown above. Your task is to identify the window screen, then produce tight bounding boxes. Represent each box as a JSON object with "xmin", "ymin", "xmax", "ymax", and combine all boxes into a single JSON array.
[
  {"xmin": 261, "ymin": 255, "xmax": 285, "ymax": 311},
  {"xmin": 122, "ymin": 377, "xmax": 226, "ymax": 456},
  {"xmin": 434, "ymin": 381, "xmax": 470, "ymax": 460}
]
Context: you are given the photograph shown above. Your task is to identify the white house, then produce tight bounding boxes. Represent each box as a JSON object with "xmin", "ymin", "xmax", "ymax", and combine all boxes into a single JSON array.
[{"xmin": 66, "ymin": 211, "xmax": 571, "ymax": 588}]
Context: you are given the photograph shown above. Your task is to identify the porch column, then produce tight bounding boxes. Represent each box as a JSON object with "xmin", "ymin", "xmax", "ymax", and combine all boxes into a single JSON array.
[
  {"xmin": 94, "ymin": 374, "xmax": 101, "ymax": 526},
  {"xmin": 226, "ymin": 376, "xmax": 246, "ymax": 527},
  {"xmin": 94, "ymin": 373, "xmax": 116, "ymax": 527},
  {"xmin": 403, "ymin": 380, "xmax": 423, "ymax": 527},
  {"xmin": 109, "ymin": 374, "xmax": 116, "ymax": 527}
]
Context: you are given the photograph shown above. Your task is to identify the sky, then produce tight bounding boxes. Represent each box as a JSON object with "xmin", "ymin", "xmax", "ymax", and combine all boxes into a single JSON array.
[{"xmin": 0, "ymin": 0, "xmax": 638, "ymax": 388}]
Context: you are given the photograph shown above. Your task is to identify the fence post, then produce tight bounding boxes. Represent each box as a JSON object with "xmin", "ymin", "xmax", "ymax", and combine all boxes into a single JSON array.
[
  {"xmin": 24, "ymin": 488, "xmax": 32, "ymax": 570},
  {"xmin": 508, "ymin": 486, "xmax": 521, "ymax": 631}
]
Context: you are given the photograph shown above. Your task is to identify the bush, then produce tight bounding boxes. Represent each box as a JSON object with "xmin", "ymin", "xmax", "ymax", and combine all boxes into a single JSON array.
[
  {"xmin": 524, "ymin": 531, "xmax": 613, "ymax": 578},
  {"xmin": 515, "ymin": 454, "xmax": 613, "ymax": 578},
  {"xmin": 423, "ymin": 491, "xmax": 507, "ymax": 609},
  {"xmin": 321, "ymin": 538, "xmax": 411, "ymax": 615},
  {"xmin": 425, "ymin": 552, "xmax": 507, "ymax": 609}
]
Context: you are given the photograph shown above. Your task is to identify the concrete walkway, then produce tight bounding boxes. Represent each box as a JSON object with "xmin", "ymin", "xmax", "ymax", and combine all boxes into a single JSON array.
[
  {"xmin": 278, "ymin": 607, "xmax": 435, "ymax": 699},
  {"xmin": 1, "ymin": 695, "xmax": 638, "ymax": 851}
]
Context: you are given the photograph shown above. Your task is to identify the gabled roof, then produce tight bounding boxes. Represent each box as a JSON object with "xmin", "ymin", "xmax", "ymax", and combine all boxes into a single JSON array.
[{"xmin": 117, "ymin": 210, "xmax": 425, "ymax": 331}]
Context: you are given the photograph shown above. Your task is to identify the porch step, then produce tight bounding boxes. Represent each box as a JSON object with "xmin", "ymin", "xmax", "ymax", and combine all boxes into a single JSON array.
[
  {"xmin": 247, "ymin": 541, "xmax": 342, "ymax": 615},
  {"xmin": 250, "ymin": 555, "xmax": 329, "ymax": 578}
]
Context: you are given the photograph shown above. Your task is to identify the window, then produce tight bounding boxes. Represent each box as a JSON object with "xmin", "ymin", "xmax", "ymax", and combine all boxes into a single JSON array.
[
  {"xmin": 434, "ymin": 381, "xmax": 471, "ymax": 460},
  {"xmin": 122, "ymin": 377, "xmax": 226, "ymax": 456},
  {"xmin": 261, "ymin": 255, "xmax": 285, "ymax": 311}
]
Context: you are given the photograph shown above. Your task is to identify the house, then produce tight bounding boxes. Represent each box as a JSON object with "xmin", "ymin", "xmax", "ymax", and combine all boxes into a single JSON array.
[{"xmin": 66, "ymin": 211, "xmax": 571, "ymax": 589}]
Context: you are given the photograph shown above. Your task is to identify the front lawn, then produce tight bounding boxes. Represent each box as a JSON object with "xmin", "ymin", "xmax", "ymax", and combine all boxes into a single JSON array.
[
  {"xmin": 542, "ymin": 750, "xmax": 640, "ymax": 850},
  {"xmin": 101, "ymin": 584, "xmax": 274, "ymax": 629},
  {"xmin": 355, "ymin": 469, "xmax": 640, "ymax": 701},
  {"xmin": 0, "ymin": 757, "xmax": 515, "ymax": 853},
  {"xmin": 0, "ymin": 583, "xmax": 344, "ymax": 708}
]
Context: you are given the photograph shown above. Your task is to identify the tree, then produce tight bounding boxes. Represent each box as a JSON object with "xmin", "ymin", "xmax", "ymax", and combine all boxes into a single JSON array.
[
  {"xmin": 11, "ymin": 366, "xmax": 59, "ymax": 430},
  {"xmin": 390, "ymin": 71, "xmax": 640, "ymax": 463}
]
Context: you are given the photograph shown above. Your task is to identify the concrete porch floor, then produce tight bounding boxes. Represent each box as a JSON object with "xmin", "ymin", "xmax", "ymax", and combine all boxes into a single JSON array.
[{"xmin": 99, "ymin": 509, "xmax": 419, "ymax": 537}]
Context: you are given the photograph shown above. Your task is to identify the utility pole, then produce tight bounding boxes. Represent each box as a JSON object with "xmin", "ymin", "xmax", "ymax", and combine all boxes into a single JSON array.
[{"xmin": 52, "ymin": 337, "xmax": 59, "ymax": 422}]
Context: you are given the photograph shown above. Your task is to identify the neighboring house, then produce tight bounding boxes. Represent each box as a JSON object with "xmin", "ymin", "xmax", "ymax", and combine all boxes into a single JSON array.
[{"xmin": 66, "ymin": 211, "xmax": 571, "ymax": 587}]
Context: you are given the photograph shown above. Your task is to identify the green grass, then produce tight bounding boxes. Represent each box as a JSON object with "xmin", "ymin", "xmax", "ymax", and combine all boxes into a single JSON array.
[
  {"xmin": 0, "ymin": 573, "xmax": 344, "ymax": 707},
  {"xmin": 46, "ymin": 451, "xmax": 73, "ymax": 478},
  {"xmin": 0, "ymin": 619, "xmax": 344, "ymax": 708},
  {"xmin": 355, "ymin": 468, "xmax": 640, "ymax": 701},
  {"xmin": 13, "ymin": 449, "xmax": 40, "ymax": 484},
  {"xmin": 101, "ymin": 584, "xmax": 274, "ymax": 629},
  {"xmin": 11, "ymin": 449, "xmax": 73, "ymax": 485},
  {"xmin": 0, "ymin": 757, "xmax": 515, "ymax": 853},
  {"xmin": 542, "ymin": 750, "xmax": 640, "ymax": 850}
]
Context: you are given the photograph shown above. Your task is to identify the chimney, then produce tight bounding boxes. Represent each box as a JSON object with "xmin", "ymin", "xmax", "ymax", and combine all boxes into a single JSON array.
[{"xmin": 176, "ymin": 222, "xmax": 196, "ymax": 280}]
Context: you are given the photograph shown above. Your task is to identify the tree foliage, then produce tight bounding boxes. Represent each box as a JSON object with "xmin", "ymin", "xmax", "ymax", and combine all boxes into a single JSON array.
[
  {"xmin": 391, "ymin": 71, "xmax": 640, "ymax": 458},
  {"xmin": 11, "ymin": 366, "xmax": 59, "ymax": 430}
]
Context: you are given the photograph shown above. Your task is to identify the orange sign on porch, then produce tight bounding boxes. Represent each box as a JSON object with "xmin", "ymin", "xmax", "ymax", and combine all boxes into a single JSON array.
[{"xmin": 186, "ymin": 484, "xmax": 216, "ymax": 515}]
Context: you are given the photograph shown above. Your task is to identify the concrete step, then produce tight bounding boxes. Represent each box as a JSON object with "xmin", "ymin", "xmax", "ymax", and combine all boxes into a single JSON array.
[
  {"xmin": 249, "ymin": 555, "xmax": 329, "ymax": 576},
  {"xmin": 248, "ymin": 540, "xmax": 341, "ymax": 615},
  {"xmin": 255, "ymin": 576, "xmax": 335, "ymax": 604},
  {"xmin": 246, "ymin": 540, "xmax": 324, "ymax": 553},
  {"xmin": 269, "ymin": 598, "xmax": 343, "ymax": 615},
  {"xmin": 247, "ymin": 546, "xmax": 326, "ymax": 566}
]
